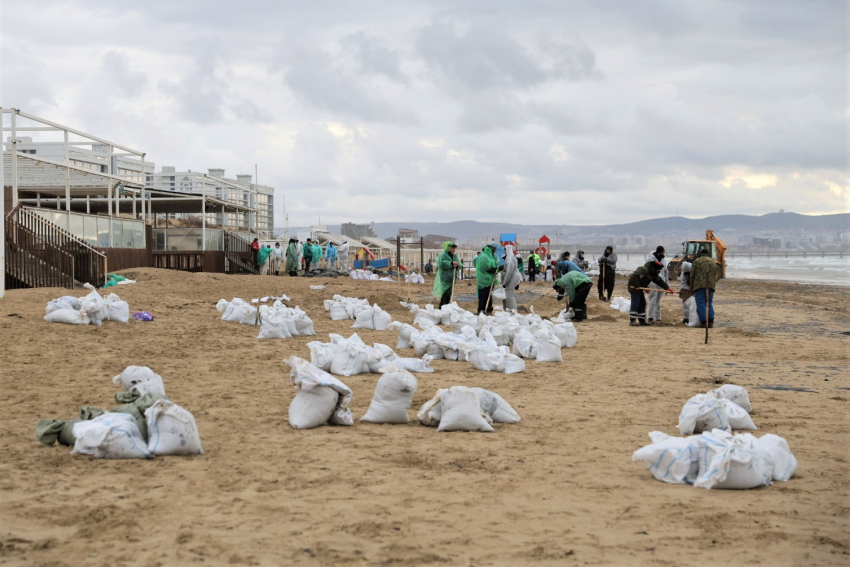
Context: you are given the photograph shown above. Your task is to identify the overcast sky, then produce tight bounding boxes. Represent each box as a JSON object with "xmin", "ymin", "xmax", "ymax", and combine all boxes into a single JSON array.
[{"xmin": 1, "ymin": 0, "xmax": 847, "ymax": 228}]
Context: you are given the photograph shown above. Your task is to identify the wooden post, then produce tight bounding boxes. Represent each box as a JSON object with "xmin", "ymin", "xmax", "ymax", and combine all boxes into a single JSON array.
[{"xmin": 704, "ymin": 288, "xmax": 709, "ymax": 345}]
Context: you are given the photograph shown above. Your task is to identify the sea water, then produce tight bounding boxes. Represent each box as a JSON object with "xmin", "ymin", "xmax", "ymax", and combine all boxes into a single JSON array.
[{"xmin": 604, "ymin": 255, "xmax": 849, "ymax": 286}]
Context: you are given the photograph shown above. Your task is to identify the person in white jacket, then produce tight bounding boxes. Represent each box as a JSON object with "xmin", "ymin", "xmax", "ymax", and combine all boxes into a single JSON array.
[
  {"xmin": 679, "ymin": 261, "xmax": 693, "ymax": 324},
  {"xmin": 501, "ymin": 245, "xmax": 522, "ymax": 311},
  {"xmin": 338, "ymin": 240, "xmax": 350, "ymax": 271},
  {"xmin": 646, "ymin": 246, "xmax": 669, "ymax": 323}
]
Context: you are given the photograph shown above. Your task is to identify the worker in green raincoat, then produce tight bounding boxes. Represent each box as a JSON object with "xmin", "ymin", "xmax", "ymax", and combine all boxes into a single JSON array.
[
  {"xmin": 285, "ymin": 238, "xmax": 299, "ymax": 276},
  {"xmin": 475, "ymin": 244, "xmax": 500, "ymax": 314},
  {"xmin": 433, "ymin": 242, "xmax": 460, "ymax": 307}
]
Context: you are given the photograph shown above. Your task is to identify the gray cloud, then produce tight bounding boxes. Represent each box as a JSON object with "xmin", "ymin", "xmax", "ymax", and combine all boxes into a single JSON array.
[{"xmin": 100, "ymin": 51, "xmax": 148, "ymax": 98}]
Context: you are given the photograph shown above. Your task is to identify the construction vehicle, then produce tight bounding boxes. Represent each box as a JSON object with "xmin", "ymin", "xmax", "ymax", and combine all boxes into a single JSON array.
[{"xmin": 667, "ymin": 230, "xmax": 727, "ymax": 281}]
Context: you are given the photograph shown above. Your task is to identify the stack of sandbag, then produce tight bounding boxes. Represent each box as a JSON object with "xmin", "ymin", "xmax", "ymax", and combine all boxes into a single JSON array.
[
  {"xmin": 36, "ymin": 366, "xmax": 203, "ymax": 459},
  {"xmin": 308, "ymin": 333, "xmax": 435, "ymax": 376},
  {"xmin": 287, "ymin": 356, "xmax": 354, "ymax": 429},
  {"xmin": 609, "ymin": 297, "xmax": 631, "ymax": 313},
  {"xmin": 322, "ymin": 294, "xmax": 372, "ymax": 321},
  {"xmin": 44, "ymin": 284, "xmax": 130, "ymax": 326},
  {"xmin": 404, "ymin": 272, "xmax": 426, "ymax": 284},
  {"xmin": 632, "ymin": 429, "xmax": 798, "ymax": 489},
  {"xmin": 417, "ymin": 386, "xmax": 521, "ymax": 432},
  {"xmin": 360, "ymin": 365, "xmax": 418, "ymax": 424},
  {"xmin": 256, "ymin": 301, "xmax": 316, "ymax": 339},
  {"xmin": 677, "ymin": 384, "xmax": 756, "ymax": 435},
  {"xmin": 351, "ymin": 303, "xmax": 393, "ymax": 330},
  {"xmin": 349, "ymin": 269, "xmax": 380, "ymax": 281}
]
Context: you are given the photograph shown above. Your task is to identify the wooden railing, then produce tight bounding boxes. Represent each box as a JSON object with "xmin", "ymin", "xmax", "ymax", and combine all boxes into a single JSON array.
[
  {"xmin": 15, "ymin": 207, "xmax": 107, "ymax": 287},
  {"xmin": 4, "ymin": 212, "xmax": 76, "ymax": 290},
  {"xmin": 152, "ymin": 251, "xmax": 206, "ymax": 272},
  {"xmin": 224, "ymin": 231, "xmax": 259, "ymax": 275}
]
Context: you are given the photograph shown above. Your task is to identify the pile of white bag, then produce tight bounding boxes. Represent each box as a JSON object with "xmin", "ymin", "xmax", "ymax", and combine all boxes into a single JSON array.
[
  {"xmin": 349, "ymin": 269, "xmax": 380, "ymax": 280},
  {"xmin": 632, "ymin": 430, "xmax": 797, "ymax": 489},
  {"xmin": 677, "ymin": 384, "xmax": 756, "ymax": 435},
  {"xmin": 287, "ymin": 356, "xmax": 354, "ymax": 429},
  {"xmin": 70, "ymin": 366, "xmax": 203, "ymax": 459},
  {"xmin": 44, "ymin": 284, "xmax": 130, "ymax": 325},
  {"xmin": 609, "ymin": 296, "xmax": 631, "ymax": 314},
  {"xmin": 307, "ymin": 333, "xmax": 435, "ymax": 376},
  {"xmin": 417, "ymin": 386, "xmax": 521, "ymax": 432},
  {"xmin": 633, "ymin": 384, "xmax": 798, "ymax": 489},
  {"xmin": 404, "ymin": 272, "xmax": 426, "ymax": 284},
  {"xmin": 392, "ymin": 303, "xmax": 577, "ymax": 372},
  {"xmin": 216, "ymin": 298, "xmax": 315, "ymax": 338}
]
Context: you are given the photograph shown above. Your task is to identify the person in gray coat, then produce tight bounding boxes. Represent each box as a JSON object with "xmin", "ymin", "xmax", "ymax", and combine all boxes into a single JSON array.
[
  {"xmin": 645, "ymin": 246, "xmax": 669, "ymax": 322},
  {"xmin": 501, "ymin": 244, "xmax": 522, "ymax": 310}
]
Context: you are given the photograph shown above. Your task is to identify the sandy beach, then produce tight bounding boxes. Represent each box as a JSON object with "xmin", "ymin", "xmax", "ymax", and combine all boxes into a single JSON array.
[{"xmin": 0, "ymin": 269, "xmax": 848, "ymax": 567}]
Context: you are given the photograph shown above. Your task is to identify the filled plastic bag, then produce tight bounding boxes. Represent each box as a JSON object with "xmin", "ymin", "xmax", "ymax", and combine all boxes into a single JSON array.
[
  {"xmin": 257, "ymin": 313, "xmax": 292, "ymax": 339},
  {"xmin": 677, "ymin": 394, "xmax": 730, "ymax": 435},
  {"xmin": 721, "ymin": 399, "xmax": 757, "ymax": 430},
  {"xmin": 104, "ymin": 293, "xmax": 130, "ymax": 323},
  {"xmin": 44, "ymin": 309, "xmax": 90, "ymax": 325},
  {"xmin": 694, "ymin": 430, "xmax": 774, "ymax": 490},
  {"xmin": 471, "ymin": 388, "xmax": 521, "ymax": 423},
  {"xmin": 709, "ymin": 384, "xmax": 752, "ymax": 413},
  {"xmin": 632, "ymin": 431, "xmax": 700, "ymax": 484},
  {"xmin": 534, "ymin": 327, "xmax": 563, "ymax": 363},
  {"xmin": 391, "ymin": 321, "xmax": 420, "ymax": 350},
  {"xmin": 351, "ymin": 304, "xmax": 393, "ymax": 331},
  {"xmin": 360, "ymin": 366, "xmax": 418, "ymax": 424},
  {"xmin": 754, "ymin": 434, "xmax": 798, "ymax": 481},
  {"xmin": 145, "ymin": 400, "xmax": 204, "ymax": 456},
  {"xmin": 370, "ymin": 355, "xmax": 435, "ymax": 373},
  {"xmin": 286, "ymin": 356, "xmax": 353, "ymax": 429},
  {"xmin": 71, "ymin": 413, "xmax": 153, "ymax": 459},
  {"xmin": 112, "ymin": 366, "xmax": 166, "ymax": 397},
  {"xmin": 436, "ymin": 387, "xmax": 494, "ymax": 432}
]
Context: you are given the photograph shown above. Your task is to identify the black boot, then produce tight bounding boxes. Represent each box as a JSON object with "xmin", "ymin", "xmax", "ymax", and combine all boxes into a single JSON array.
[
  {"xmin": 639, "ymin": 319, "xmax": 649, "ymax": 326},
  {"xmin": 630, "ymin": 318, "xmax": 638, "ymax": 327},
  {"xmin": 708, "ymin": 319, "xmax": 714, "ymax": 328},
  {"xmin": 599, "ymin": 295, "xmax": 605, "ymax": 301}
]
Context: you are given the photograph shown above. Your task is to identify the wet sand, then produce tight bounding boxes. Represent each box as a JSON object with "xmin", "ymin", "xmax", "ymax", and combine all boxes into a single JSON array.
[{"xmin": 0, "ymin": 269, "xmax": 848, "ymax": 566}]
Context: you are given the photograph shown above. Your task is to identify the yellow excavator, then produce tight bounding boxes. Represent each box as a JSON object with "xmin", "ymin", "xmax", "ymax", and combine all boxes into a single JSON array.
[{"xmin": 667, "ymin": 230, "xmax": 727, "ymax": 281}]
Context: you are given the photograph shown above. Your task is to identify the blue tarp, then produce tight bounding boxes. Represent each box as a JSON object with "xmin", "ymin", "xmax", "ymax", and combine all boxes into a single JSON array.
[
  {"xmin": 355, "ymin": 258, "xmax": 389, "ymax": 269},
  {"xmin": 500, "ymin": 233, "xmax": 517, "ymax": 243}
]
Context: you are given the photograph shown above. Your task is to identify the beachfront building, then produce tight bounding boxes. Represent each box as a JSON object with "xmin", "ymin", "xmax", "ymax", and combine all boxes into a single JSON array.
[
  {"xmin": 148, "ymin": 167, "xmax": 274, "ymax": 237},
  {"xmin": 2, "ymin": 108, "xmax": 271, "ymax": 294}
]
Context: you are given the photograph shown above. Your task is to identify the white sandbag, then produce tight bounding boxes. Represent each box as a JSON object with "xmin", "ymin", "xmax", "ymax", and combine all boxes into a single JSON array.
[
  {"xmin": 329, "ymin": 342, "xmax": 376, "ymax": 376},
  {"xmin": 371, "ymin": 355, "xmax": 435, "ymax": 373},
  {"xmin": 329, "ymin": 302, "xmax": 350, "ymax": 321},
  {"xmin": 233, "ymin": 303, "xmax": 259, "ymax": 325},
  {"xmin": 310, "ymin": 285, "xmax": 325, "ymax": 290},
  {"xmin": 112, "ymin": 366, "xmax": 166, "ymax": 397},
  {"xmin": 291, "ymin": 309, "xmax": 316, "ymax": 335},
  {"xmin": 417, "ymin": 389, "xmax": 445, "ymax": 427},
  {"xmin": 619, "ymin": 302, "xmax": 631, "ymax": 314},
  {"xmin": 722, "ymin": 399, "xmax": 757, "ymax": 430},
  {"xmin": 754, "ymin": 434, "xmax": 798, "ymax": 481},
  {"xmin": 72, "ymin": 413, "xmax": 153, "ymax": 459},
  {"xmin": 44, "ymin": 309, "xmax": 90, "ymax": 325},
  {"xmin": 677, "ymin": 394, "xmax": 730, "ymax": 435},
  {"xmin": 145, "ymin": 400, "xmax": 204, "ymax": 456},
  {"xmin": 391, "ymin": 321, "xmax": 420, "ymax": 350},
  {"xmin": 413, "ymin": 305, "xmax": 443, "ymax": 326},
  {"xmin": 450, "ymin": 310, "xmax": 479, "ymax": 333},
  {"xmin": 471, "ymin": 388, "xmax": 521, "ymax": 423},
  {"xmin": 307, "ymin": 341, "xmax": 339, "ymax": 371},
  {"xmin": 46, "ymin": 296, "xmax": 81, "ymax": 314},
  {"xmin": 216, "ymin": 299, "xmax": 229, "ymax": 312},
  {"xmin": 351, "ymin": 304, "xmax": 393, "ymax": 331},
  {"xmin": 511, "ymin": 328, "xmax": 538, "ymax": 359},
  {"xmin": 80, "ymin": 298, "xmax": 105, "ymax": 326},
  {"xmin": 632, "ymin": 431, "xmax": 700, "ymax": 484},
  {"xmin": 257, "ymin": 313, "xmax": 292, "ymax": 339},
  {"xmin": 105, "ymin": 299, "xmax": 130, "ymax": 323},
  {"xmin": 710, "ymin": 384, "xmax": 752, "ymax": 413},
  {"xmin": 221, "ymin": 298, "xmax": 246, "ymax": 321},
  {"xmin": 694, "ymin": 430, "xmax": 774, "ymax": 490},
  {"xmin": 286, "ymin": 356, "xmax": 353, "ymax": 427},
  {"xmin": 289, "ymin": 384, "xmax": 340, "ymax": 429},
  {"xmin": 686, "ymin": 296, "xmax": 701, "ymax": 327},
  {"xmin": 360, "ymin": 367, "xmax": 418, "ymax": 424},
  {"xmin": 492, "ymin": 286, "xmax": 507, "ymax": 300},
  {"xmin": 534, "ymin": 327, "xmax": 563, "ymax": 363},
  {"xmin": 551, "ymin": 322, "xmax": 578, "ymax": 348},
  {"xmin": 437, "ymin": 387, "xmax": 494, "ymax": 433}
]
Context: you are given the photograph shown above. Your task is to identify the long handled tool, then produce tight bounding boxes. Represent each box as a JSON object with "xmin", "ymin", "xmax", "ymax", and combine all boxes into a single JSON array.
[
  {"xmin": 704, "ymin": 288, "xmax": 710, "ymax": 345},
  {"xmin": 449, "ymin": 267, "xmax": 457, "ymax": 304},
  {"xmin": 600, "ymin": 260, "xmax": 605, "ymax": 298},
  {"xmin": 634, "ymin": 287, "xmax": 676, "ymax": 293},
  {"xmin": 484, "ymin": 274, "xmax": 498, "ymax": 313}
]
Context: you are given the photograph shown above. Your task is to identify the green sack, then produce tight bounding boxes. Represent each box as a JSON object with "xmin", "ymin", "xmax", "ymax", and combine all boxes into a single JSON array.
[
  {"xmin": 257, "ymin": 247, "xmax": 273, "ymax": 267},
  {"xmin": 35, "ymin": 406, "xmax": 106, "ymax": 447},
  {"xmin": 110, "ymin": 404, "xmax": 148, "ymax": 442}
]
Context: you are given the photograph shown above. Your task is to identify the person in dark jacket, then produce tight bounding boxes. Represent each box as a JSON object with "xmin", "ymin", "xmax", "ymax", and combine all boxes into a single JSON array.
[
  {"xmin": 597, "ymin": 246, "xmax": 617, "ymax": 301},
  {"xmin": 627, "ymin": 260, "xmax": 672, "ymax": 326},
  {"xmin": 690, "ymin": 248, "xmax": 718, "ymax": 327},
  {"xmin": 302, "ymin": 238, "xmax": 314, "ymax": 273}
]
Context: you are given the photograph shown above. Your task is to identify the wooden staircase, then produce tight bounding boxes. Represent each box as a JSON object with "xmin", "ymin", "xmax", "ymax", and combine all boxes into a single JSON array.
[{"xmin": 224, "ymin": 232, "xmax": 259, "ymax": 275}]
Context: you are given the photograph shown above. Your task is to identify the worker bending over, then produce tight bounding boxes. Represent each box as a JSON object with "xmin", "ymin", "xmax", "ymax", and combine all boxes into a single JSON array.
[
  {"xmin": 553, "ymin": 269, "xmax": 593, "ymax": 322},
  {"xmin": 627, "ymin": 260, "xmax": 672, "ymax": 326}
]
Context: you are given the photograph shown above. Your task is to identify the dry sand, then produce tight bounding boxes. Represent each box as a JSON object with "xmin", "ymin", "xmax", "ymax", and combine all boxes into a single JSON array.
[{"xmin": 0, "ymin": 269, "xmax": 848, "ymax": 567}]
